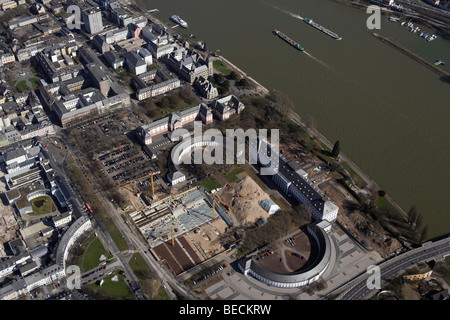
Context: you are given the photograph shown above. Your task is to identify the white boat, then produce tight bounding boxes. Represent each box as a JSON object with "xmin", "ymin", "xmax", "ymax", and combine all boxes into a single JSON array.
[{"xmin": 170, "ymin": 15, "xmax": 188, "ymax": 28}]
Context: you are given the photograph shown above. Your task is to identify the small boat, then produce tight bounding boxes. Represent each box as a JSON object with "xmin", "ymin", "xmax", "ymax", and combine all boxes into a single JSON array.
[{"xmin": 170, "ymin": 15, "xmax": 188, "ymax": 28}]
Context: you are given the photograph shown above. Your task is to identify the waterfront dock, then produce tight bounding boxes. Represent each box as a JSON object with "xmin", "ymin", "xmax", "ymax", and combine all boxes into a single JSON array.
[{"xmin": 372, "ymin": 33, "xmax": 450, "ymax": 81}]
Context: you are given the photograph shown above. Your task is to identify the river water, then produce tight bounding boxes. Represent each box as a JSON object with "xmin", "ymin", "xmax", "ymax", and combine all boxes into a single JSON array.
[{"xmin": 143, "ymin": 0, "xmax": 450, "ymax": 238}]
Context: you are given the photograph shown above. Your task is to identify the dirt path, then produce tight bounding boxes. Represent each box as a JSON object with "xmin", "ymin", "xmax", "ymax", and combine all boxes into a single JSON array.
[{"xmin": 215, "ymin": 173, "xmax": 228, "ymax": 186}]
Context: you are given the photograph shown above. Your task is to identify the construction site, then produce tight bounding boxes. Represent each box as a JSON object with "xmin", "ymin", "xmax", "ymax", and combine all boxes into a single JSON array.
[
  {"xmin": 0, "ymin": 174, "xmax": 19, "ymax": 257},
  {"xmin": 125, "ymin": 187, "xmax": 229, "ymax": 275},
  {"xmin": 122, "ymin": 169, "xmax": 282, "ymax": 276},
  {"xmin": 214, "ymin": 175, "xmax": 273, "ymax": 227}
]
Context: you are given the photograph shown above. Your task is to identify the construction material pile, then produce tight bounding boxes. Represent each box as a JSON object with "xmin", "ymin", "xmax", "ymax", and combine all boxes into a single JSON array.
[{"xmin": 217, "ymin": 175, "xmax": 270, "ymax": 226}]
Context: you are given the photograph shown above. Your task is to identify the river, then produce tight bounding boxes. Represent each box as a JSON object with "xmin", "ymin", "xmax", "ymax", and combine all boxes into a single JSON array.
[{"xmin": 142, "ymin": 0, "xmax": 450, "ymax": 238}]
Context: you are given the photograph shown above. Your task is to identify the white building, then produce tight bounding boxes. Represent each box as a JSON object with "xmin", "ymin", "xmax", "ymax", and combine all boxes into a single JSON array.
[
  {"xmin": 258, "ymin": 199, "xmax": 281, "ymax": 215},
  {"xmin": 167, "ymin": 171, "xmax": 186, "ymax": 186},
  {"xmin": 123, "ymin": 51, "xmax": 146, "ymax": 75},
  {"xmin": 52, "ymin": 211, "xmax": 72, "ymax": 228},
  {"xmin": 138, "ymin": 48, "xmax": 153, "ymax": 65},
  {"xmin": 0, "ymin": 52, "xmax": 15, "ymax": 66}
]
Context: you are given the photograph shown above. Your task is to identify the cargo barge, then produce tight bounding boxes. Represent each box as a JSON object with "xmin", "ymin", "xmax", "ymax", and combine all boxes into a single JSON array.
[
  {"xmin": 303, "ymin": 18, "xmax": 342, "ymax": 40},
  {"xmin": 273, "ymin": 29, "xmax": 304, "ymax": 51}
]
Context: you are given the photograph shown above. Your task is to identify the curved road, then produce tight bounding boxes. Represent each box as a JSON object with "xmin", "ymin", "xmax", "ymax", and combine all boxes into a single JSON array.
[{"xmin": 339, "ymin": 236, "xmax": 450, "ymax": 300}]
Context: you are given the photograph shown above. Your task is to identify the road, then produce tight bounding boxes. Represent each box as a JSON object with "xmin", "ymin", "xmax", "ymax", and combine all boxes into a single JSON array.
[
  {"xmin": 55, "ymin": 131, "xmax": 189, "ymax": 300},
  {"xmin": 338, "ymin": 236, "xmax": 450, "ymax": 300},
  {"xmin": 38, "ymin": 134, "xmax": 145, "ymax": 298}
]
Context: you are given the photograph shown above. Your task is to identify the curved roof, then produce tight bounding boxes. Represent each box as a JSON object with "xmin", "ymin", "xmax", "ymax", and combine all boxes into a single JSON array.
[{"xmin": 238, "ymin": 222, "xmax": 331, "ymax": 285}]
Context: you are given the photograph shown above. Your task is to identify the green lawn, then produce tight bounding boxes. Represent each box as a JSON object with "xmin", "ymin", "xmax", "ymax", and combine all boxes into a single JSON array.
[
  {"xmin": 91, "ymin": 271, "xmax": 132, "ymax": 298},
  {"xmin": 224, "ymin": 167, "xmax": 245, "ymax": 183},
  {"xmin": 29, "ymin": 78, "xmax": 41, "ymax": 88},
  {"xmin": 151, "ymin": 97, "xmax": 200, "ymax": 119},
  {"xmin": 30, "ymin": 196, "xmax": 54, "ymax": 215},
  {"xmin": 200, "ymin": 178, "xmax": 221, "ymax": 191},
  {"xmin": 157, "ymin": 286, "xmax": 171, "ymax": 300},
  {"xmin": 16, "ymin": 80, "xmax": 29, "ymax": 91},
  {"xmin": 341, "ymin": 162, "xmax": 367, "ymax": 189},
  {"xmin": 74, "ymin": 234, "xmax": 96, "ymax": 269},
  {"xmin": 242, "ymin": 166, "xmax": 268, "ymax": 191},
  {"xmin": 106, "ymin": 222, "xmax": 129, "ymax": 252},
  {"xmin": 83, "ymin": 237, "xmax": 112, "ymax": 272},
  {"xmin": 213, "ymin": 60, "xmax": 232, "ymax": 76},
  {"xmin": 128, "ymin": 252, "xmax": 171, "ymax": 300},
  {"xmin": 128, "ymin": 252, "xmax": 151, "ymax": 281}
]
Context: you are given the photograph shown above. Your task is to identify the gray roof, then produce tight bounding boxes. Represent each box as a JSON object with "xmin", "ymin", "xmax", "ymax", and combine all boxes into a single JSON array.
[
  {"xmin": 124, "ymin": 51, "xmax": 145, "ymax": 67},
  {"xmin": 278, "ymin": 156, "xmax": 324, "ymax": 213},
  {"xmin": 3, "ymin": 149, "xmax": 26, "ymax": 163}
]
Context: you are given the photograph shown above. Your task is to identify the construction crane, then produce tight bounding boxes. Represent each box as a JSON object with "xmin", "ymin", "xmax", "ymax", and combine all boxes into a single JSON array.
[
  {"xmin": 171, "ymin": 194, "xmax": 195, "ymax": 246},
  {"xmin": 211, "ymin": 194, "xmax": 246, "ymax": 219},
  {"xmin": 121, "ymin": 170, "xmax": 160, "ymax": 186},
  {"xmin": 150, "ymin": 172, "xmax": 156, "ymax": 200}
]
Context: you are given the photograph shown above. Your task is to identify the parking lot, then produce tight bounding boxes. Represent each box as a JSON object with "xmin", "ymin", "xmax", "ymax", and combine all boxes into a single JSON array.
[{"xmin": 73, "ymin": 113, "xmax": 160, "ymax": 186}]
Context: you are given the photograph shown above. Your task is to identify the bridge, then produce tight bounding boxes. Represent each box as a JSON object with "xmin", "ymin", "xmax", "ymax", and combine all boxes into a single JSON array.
[{"xmin": 336, "ymin": 236, "xmax": 450, "ymax": 300}]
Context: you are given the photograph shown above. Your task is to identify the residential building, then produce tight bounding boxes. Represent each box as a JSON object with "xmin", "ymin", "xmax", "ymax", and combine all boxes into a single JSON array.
[
  {"xmin": 123, "ymin": 51, "xmax": 146, "ymax": 75},
  {"xmin": 137, "ymin": 101, "xmax": 218, "ymax": 145},
  {"xmin": 82, "ymin": 9, "xmax": 103, "ymax": 34},
  {"xmin": 103, "ymin": 51, "xmax": 124, "ymax": 69},
  {"xmin": 165, "ymin": 48, "xmax": 213, "ymax": 85},
  {"xmin": 104, "ymin": 27, "xmax": 128, "ymax": 44},
  {"xmin": 249, "ymin": 139, "xmax": 339, "ymax": 222},
  {"xmin": 210, "ymin": 94, "xmax": 245, "ymax": 120},
  {"xmin": 52, "ymin": 211, "xmax": 72, "ymax": 228},
  {"xmin": 136, "ymin": 77, "xmax": 181, "ymax": 101},
  {"xmin": 194, "ymin": 76, "xmax": 218, "ymax": 99}
]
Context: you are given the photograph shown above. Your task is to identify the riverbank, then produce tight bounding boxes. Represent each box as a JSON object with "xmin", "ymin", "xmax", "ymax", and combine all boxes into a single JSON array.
[
  {"xmin": 131, "ymin": 0, "xmax": 413, "ymax": 237},
  {"xmin": 213, "ymin": 55, "xmax": 414, "ymax": 232},
  {"xmin": 372, "ymin": 32, "xmax": 450, "ymax": 81}
]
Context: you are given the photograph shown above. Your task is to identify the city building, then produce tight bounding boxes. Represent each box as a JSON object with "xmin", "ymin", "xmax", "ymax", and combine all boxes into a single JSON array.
[
  {"xmin": 92, "ymin": 35, "xmax": 110, "ymax": 54},
  {"xmin": 103, "ymin": 50, "xmax": 124, "ymax": 69},
  {"xmin": 194, "ymin": 76, "xmax": 218, "ymax": 99},
  {"xmin": 249, "ymin": 139, "xmax": 339, "ymax": 222},
  {"xmin": 238, "ymin": 221, "xmax": 332, "ymax": 288},
  {"xmin": 135, "ymin": 78, "xmax": 181, "ymax": 101},
  {"xmin": 104, "ymin": 28, "xmax": 128, "ymax": 44},
  {"xmin": 82, "ymin": 9, "xmax": 103, "ymax": 34},
  {"xmin": 123, "ymin": 50, "xmax": 146, "ymax": 75},
  {"xmin": 109, "ymin": 2, "xmax": 132, "ymax": 27},
  {"xmin": 138, "ymin": 48, "xmax": 153, "ymax": 65},
  {"xmin": 52, "ymin": 211, "xmax": 72, "ymax": 228},
  {"xmin": 137, "ymin": 102, "xmax": 213, "ymax": 145},
  {"xmin": 86, "ymin": 63, "xmax": 110, "ymax": 97},
  {"xmin": 164, "ymin": 48, "xmax": 213, "ymax": 85},
  {"xmin": 36, "ymin": 49, "xmax": 83, "ymax": 83},
  {"xmin": 210, "ymin": 94, "xmax": 245, "ymax": 121}
]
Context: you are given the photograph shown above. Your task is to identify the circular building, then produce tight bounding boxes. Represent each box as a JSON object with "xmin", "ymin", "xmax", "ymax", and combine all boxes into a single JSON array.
[{"xmin": 238, "ymin": 221, "xmax": 332, "ymax": 288}]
